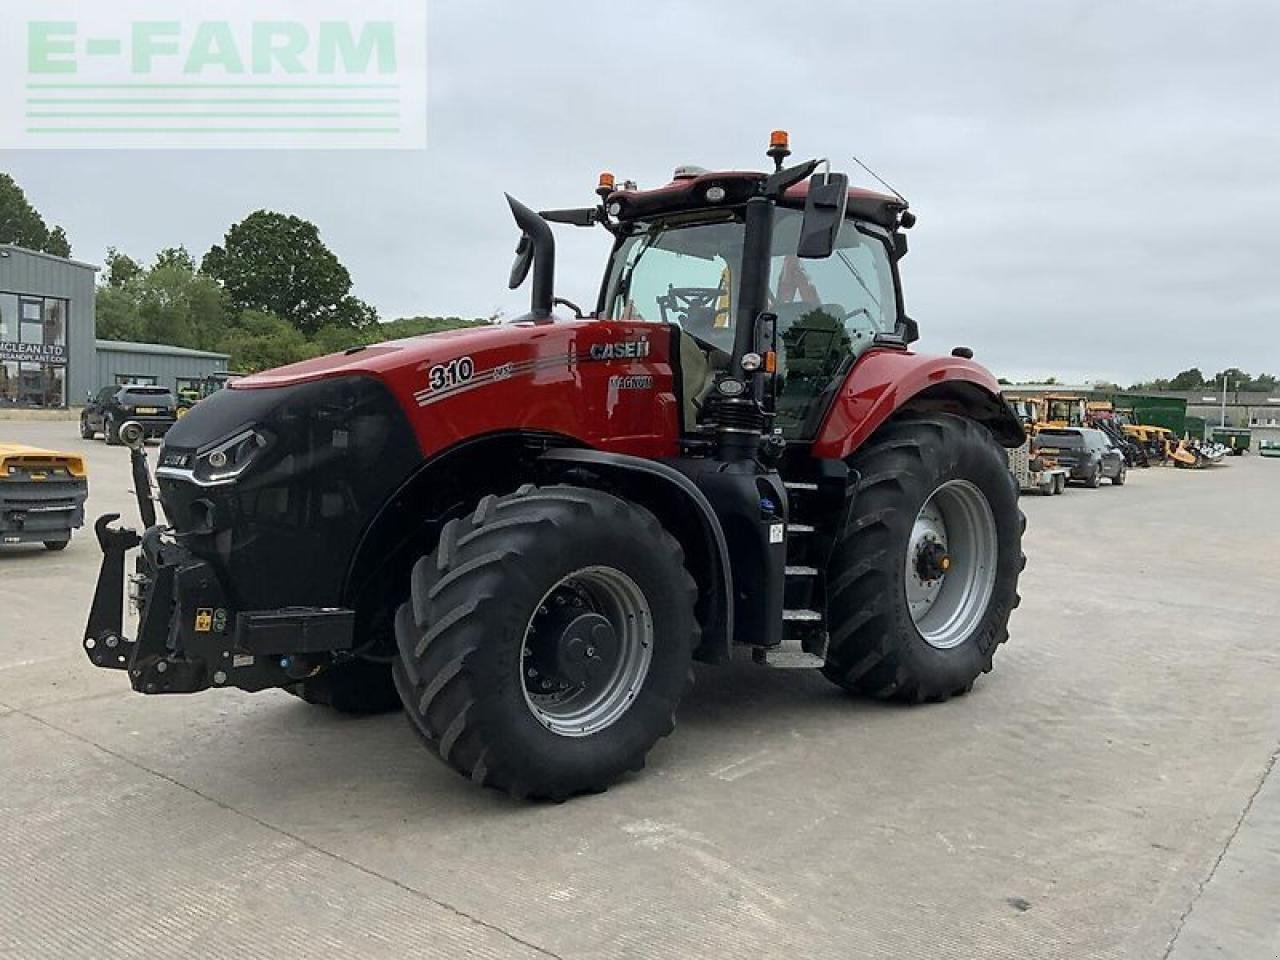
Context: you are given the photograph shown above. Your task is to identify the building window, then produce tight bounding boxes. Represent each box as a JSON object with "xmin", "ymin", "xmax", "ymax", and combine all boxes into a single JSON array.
[{"xmin": 0, "ymin": 292, "xmax": 71, "ymax": 408}]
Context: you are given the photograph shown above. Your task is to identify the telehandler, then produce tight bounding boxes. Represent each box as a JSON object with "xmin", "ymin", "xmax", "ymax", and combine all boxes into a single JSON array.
[{"xmin": 83, "ymin": 134, "xmax": 1025, "ymax": 799}]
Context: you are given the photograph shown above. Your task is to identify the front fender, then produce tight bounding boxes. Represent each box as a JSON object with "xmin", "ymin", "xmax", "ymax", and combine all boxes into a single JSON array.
[
  {"xmin": 539, "ymin": 447, "xmax": 735, "ymax": 664},
  {"xmin": 811, "ymin": 349, "xmax": 1024, "ymax": 459}
]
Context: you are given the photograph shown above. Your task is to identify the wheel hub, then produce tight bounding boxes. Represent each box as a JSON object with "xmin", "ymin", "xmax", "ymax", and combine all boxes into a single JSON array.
[
  {"xmin": 904, "ymin": 480, "xmax": 998, "ymax": 650},
  {"xmin": 914, "ymin": 539, "xmax": 952, "ymax": 582},
  {"xmin": 521, "ymin": 567, "xmax": 653, "ymax": 737},
  {"xmin": 537, "ymin": 607, "xmax": 618, "ymax": 687}
]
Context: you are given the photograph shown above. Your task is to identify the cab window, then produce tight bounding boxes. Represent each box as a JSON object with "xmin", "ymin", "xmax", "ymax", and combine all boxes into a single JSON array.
[{"xmin": 604, "ymin": 216, "xmax": 741, "ymax": 355}]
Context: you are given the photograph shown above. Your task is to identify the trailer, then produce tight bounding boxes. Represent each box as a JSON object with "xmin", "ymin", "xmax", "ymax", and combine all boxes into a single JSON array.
[
  {"xmin": 1211, "ymin": 427, "xmax": 1251, "ymax": 455},
  {"xmin": 1008, "ymin": 439, "xmax": 1068, "ymax": 495}
]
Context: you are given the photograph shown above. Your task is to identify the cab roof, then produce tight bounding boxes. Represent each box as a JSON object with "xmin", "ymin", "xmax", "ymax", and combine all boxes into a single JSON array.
[{"xmin": 605, "ymin": 169, "xmax": 907, "ymax": 230}]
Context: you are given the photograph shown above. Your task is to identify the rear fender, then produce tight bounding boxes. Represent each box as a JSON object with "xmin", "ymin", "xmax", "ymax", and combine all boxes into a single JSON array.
[{"xmin": 811, "ymin": 350, "xmax": 1024, "ymax": 459}]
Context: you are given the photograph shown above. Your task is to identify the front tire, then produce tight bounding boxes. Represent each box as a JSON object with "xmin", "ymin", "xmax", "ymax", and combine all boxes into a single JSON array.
[
  {"xmin": 393, "ymin": 485, "xmax": 698, "ymax": 800},
  {"xmin": 822, "ymin": 414, "xmax": 1023, "ymax": 703},
  {"xmin": 1112, "ymin": 466, "xmax": 1126, "ymax": 486},
  {"xmin": 79, "ymin": 417, "xmax": 94, "ymax": 440},
  {"xmin": 1085, "ymin": 464, "xmax": 1102, "ymax": 488}
]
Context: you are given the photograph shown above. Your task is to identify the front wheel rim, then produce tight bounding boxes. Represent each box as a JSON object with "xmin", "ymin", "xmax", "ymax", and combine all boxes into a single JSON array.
[
  {"xmin": 905, "ymin": 480, "xmax": 999, "ymax": 650},
  {"xmin": 520, "ymin": 565, "xmax": 653, "ymax": 737}
]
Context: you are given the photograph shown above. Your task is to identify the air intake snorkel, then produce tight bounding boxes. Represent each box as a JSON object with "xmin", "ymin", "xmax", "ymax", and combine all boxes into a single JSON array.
[{"xmin": 505, "ymin": 194, "xmax": 556, "ymax": 320}]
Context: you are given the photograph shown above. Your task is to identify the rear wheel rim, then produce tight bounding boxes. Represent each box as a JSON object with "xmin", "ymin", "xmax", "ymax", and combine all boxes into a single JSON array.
[
  {"xmin": 905, "ymin": 480, "xmax": 999, "ymax": 650},
  {"xmin": 520, "ymin": 565, "xmax": 653, "ymax": 737}
]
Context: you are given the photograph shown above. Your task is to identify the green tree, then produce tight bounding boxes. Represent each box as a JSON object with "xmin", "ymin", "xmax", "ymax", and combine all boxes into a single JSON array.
[
  {"xmin": 95, "ymin": 285, "xmax": 144, "ymax": 342},
  {"xmin": 45, "ymin": 226, "xmax": 71, "ymax": 258},
  {"xmin": 1168, "ymin": 368, "xmax": 1205, "ymax": 390},
  {"xmin": 94, "ymin": 254, "xmax": 230, "ymax": 350},
  {"xmin": 202, "ymin": 211, "xmax": 376, "ymax": 336},
  {"xmin": 104, "ymin": 248, "xmax": 143, "ymax": 288},
  {"xmin": 1211, "ymin": 367, "xmax": 1250, "ymax": 391},
  {"xmin": 153, "ymin": 245, "xmax": 196, "ymax": 272},
  {"xmin": 0, "ymin": 172, "xmax": 72, "ymax": 256},
  {"xmin": 217, "ymin": 310, "xmax": 313, "ymax": 372}
]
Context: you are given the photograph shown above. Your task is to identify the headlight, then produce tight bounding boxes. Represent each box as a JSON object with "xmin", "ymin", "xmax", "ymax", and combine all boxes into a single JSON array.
[{"xmin": 192, "ymin": 428, "xmax": 268, "ymax": 484}]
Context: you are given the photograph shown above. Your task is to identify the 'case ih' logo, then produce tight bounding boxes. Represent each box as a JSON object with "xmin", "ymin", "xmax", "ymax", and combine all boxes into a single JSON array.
[{"xmin": 589, "ymin": 338, "xmax": 650, "ymax": 361}]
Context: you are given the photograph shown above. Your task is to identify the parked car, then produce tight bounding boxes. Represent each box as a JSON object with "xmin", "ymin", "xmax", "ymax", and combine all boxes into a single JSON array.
[
  {"xmin": 1034, "ymin": 427, "xmax": 1126, "ymax": 487},
  {"xmin": 81, "ymin": 385, "xmax": 178, "ymax": 445}
]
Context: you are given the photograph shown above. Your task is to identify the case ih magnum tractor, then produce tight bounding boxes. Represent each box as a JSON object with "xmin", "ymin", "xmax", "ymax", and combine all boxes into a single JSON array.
[{"xmin": 84, "ymin": 134, "xmax": 1025, "ymax": 800}]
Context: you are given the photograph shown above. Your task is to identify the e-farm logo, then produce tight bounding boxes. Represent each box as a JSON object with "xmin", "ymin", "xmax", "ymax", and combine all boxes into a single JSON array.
[{"xmin": 0, "ymin": 1, "xmax": 427, "ymax": 150}]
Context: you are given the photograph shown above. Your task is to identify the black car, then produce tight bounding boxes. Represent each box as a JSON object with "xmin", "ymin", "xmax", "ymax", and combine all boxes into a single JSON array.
[
  {"xmin": 1034, "ymin": 427, "xmax": 1126, "ymax": 487},
  {"xmin": 81, "ymin": 385, "xmax": 178, "ymax": 445}
]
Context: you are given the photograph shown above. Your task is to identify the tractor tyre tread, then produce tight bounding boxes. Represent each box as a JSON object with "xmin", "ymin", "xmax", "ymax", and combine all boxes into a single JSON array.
[
  {"xmin": 393, "ymin": 484, "xmax": 698, "ymax": 800},
  {"xmin": 822, "ymin": 414, "xmax": 1023, "ymax": 703}
]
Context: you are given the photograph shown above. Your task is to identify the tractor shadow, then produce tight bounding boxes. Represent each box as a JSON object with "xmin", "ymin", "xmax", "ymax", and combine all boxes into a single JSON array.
[
  {"xmin": 677, "ymin": 657, "xmax": 887, "ymax": 734},
  {"xmin": 203, "ymin": 656, "xmax": 893, "ymax": 819}
]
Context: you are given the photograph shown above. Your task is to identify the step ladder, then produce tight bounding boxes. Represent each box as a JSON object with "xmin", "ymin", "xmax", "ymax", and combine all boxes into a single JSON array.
[{"xmin": 753, "ymin": 479, "xmax": 834, "ymax": 668}]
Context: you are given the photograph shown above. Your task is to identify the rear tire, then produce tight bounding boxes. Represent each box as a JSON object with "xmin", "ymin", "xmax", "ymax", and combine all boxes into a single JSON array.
[
  {"xmin": 286, "ymin": 660, "xmax": 401, "ymax": 714},
  {"xmin": 393, "ymin": 485, "xmax": 698, "ymax": 800},
  {"xmin": 1085, "ymin": 464, "xmax": 1102, "ymax": 488},
  {"xmin": 1112, "ymin": 466, "xmax": 1126, "ymax": 486},
  {"xmin": 822, "ymin": 414, "xmax": 1023, "ymax": 703}
]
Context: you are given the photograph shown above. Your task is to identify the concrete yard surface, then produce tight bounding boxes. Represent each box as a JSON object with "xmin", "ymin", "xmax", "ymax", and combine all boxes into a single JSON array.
[{"xmin": 1, "ymin": 419, "xmax": 1277, "ymax": 959}]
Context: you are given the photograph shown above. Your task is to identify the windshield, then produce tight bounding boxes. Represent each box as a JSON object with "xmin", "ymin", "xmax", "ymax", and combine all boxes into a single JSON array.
[
  {"xmin": 604, "ymin": 208, "xmax": 898, "ymax": 344},
  {"xmin": 603, "ymin": 207, "xmax": 900, "ymax": 437}
]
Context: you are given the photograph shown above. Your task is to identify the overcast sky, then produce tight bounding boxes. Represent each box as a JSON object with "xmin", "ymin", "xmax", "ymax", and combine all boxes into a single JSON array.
[{"xmin": 4, "ymin": 0, "xmax": 1278, "ymax": 385}]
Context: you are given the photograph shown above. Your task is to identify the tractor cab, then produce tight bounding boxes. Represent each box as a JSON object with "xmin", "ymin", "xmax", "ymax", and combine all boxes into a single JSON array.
[
  {"xmin": 599, "ymin": 196, "xmax": 903, "ymax": 438},
  {"xmin": 521, "ymin": 132, "xmax": 916, "ymax": 446}
]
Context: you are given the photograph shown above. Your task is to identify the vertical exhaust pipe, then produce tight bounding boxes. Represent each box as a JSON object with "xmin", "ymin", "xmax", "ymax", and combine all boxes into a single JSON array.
[{"xmin": 505, "ymin": 194, "xmax": 555, "ymax": 320}]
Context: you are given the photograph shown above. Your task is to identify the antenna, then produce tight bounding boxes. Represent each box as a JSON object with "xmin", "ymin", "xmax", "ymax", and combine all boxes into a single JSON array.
[{"xmin": 850, "ymin": 155, "xmax": 907, "ymax": 205}]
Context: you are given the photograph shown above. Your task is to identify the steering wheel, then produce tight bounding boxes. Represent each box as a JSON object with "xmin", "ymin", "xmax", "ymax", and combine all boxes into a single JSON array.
[{"xmin": 657, "ymin": 286, "xmax": 731, "ymax": 332}]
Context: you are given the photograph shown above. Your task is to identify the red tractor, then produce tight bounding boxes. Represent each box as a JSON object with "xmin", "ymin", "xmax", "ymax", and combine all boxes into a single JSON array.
[{"xmin": 85, "ymin": 134, "xmax": 1025, "ymax": 800}]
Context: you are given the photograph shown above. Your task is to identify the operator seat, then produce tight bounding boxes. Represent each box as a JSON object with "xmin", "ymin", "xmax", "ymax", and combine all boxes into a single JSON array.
[{"xmin": 677, "ymin": 330, "xmax": 730, "ymax": 428}]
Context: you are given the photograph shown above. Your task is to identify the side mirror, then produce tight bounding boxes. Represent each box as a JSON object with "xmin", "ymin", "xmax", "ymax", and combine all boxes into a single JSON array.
[
  {"xmin": 85, "ymin": 390, "xmax": 93, "ymax": 403},
  {"xmin": 797, "ymin": 172, "xmax": 849, "ymax": 259},
  {"xmin": 900, "ymin": 315, "xmax": 920, "ymax": 344},
  {"xmin": 509, "ymin": 234, "xmax": 533, "ymax": 290}
]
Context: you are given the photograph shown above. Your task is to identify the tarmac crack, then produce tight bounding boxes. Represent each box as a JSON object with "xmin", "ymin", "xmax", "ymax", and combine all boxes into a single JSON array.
[
  {"xmin": 13, "ymin": 706, "xmax": 567, "ymax": 960},
  {"xmin": 1159, "ymin": 743, "xmax": 1279, "ymax": 960}
]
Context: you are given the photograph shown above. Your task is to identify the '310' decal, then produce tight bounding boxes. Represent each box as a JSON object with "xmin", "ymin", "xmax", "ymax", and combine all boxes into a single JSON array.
[{"xmin": 427, "ymin": 356, "xmax": 475, "ymax": 391}]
